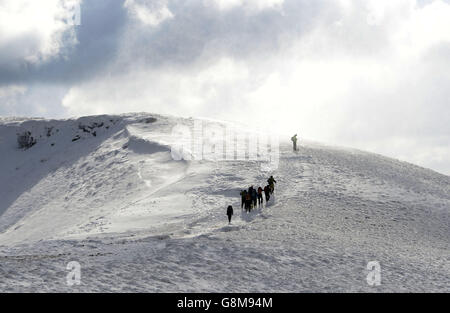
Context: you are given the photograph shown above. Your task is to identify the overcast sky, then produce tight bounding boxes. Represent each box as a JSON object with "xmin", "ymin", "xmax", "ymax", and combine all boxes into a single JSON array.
[{"xmin": 0, "ymin": 0, "xmax": 449, "ymax": 175}]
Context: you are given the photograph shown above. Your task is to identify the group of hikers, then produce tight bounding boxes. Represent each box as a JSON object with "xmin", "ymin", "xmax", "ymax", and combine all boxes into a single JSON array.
[
  {"xmin": 226, "ymin": 134, "xmax": 299, "ymax": 224},
  {"xmin": 227, "ymin": 176, "xmax": 277, "ymax": 224}
]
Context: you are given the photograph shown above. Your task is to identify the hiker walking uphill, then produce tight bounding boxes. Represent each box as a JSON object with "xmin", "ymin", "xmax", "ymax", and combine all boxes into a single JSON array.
[
  {"xmin": 245, "ymin": 193, "xmax": 252, "ymax": 212},
  {"xmin": 264, "ymin": 185, "xmax": 271, "ymax": 202},
  {"xmin": 257, "ymin": 187, "xmax": 264, "ymax": 207},
  {"xmin": 240, "ymin": 180, "xmax": 276, "ymax": 213},
  {"xmin": 248, "ymin": 186, "xmax": 255, "ymax": 210},
  {"xmin": 240, "ymin": 190, "xmax": 247, "ymax": 209},
  {"xmin": 291, "ymin": 134, "xmax": 298, "ymax": 151},
  {"xmin": 251, "ymin": 187, "xmax": 258, "ymax": 208},
  {"xmin": 227, "ymin": 206, "xmax": 234, "ymax": 224},
  {"xmin": 267, "ymin": 176, "xmax": 277, "ymax": 194}
]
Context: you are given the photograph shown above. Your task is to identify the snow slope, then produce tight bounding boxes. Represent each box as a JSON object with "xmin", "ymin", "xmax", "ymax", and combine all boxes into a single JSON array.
[{"xmin": 0, "ymin": 113, "xmax": 448, "ymax": 292}]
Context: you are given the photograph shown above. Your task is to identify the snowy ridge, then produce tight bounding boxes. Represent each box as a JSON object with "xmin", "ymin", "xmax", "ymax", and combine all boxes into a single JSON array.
[{"xmin": 0, "ymin": 113, "xmax": 448, "ymax": 292}]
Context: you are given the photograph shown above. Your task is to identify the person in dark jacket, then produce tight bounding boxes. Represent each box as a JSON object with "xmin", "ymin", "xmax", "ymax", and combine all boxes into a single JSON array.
[
  {"xmin": 264, "ymin": 185, "xmax": 271, "ymax": 202},
  {"xmin": 267, "ymin": 176, "xmax": 277, "ymax": 194},
  {"xmin": 291, "ymin": 134, "xmax": 298, "ymax": 151},
  {"xmin": 245, "ymin": 193, "xmax": 252, "ymax": 212},
  {"xmin": 251, "ymin": 188, "xmax": 258, "ymax": 208},
  {"xmin": 240, "ymin": 190, "xmax": 247, "ymax": 209},
  {"xmin": 227, "ymin": 206, "xmax": 234, "ymax": 224},
  {"xmin": 248, "ymin": 186, "xmax": 255, "ymax": 209},
  {"xmin": 257, "ymin": 187, "xmax": 264, "ymax": 207}
]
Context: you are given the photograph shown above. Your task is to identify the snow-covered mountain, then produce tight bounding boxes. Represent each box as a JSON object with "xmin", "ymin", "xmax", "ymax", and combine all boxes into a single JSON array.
[{"xmin": 0, "ymin": 113, "xmax": 448, "ymax": 292}]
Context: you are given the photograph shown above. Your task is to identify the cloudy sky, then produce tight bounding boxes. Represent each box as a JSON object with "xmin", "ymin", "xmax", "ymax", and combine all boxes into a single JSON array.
[{"xmin": 0, "ymin": 0, "xmax": 449, "ymax": 175}]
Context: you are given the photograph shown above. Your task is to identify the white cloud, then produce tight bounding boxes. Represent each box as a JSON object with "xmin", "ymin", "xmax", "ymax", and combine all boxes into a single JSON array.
[
  {"xmin": 0, "ymin": 85, "xmax": 26, "ymax": 98},
  {"xmin": 0, "ymin": 0, "xmax": 81, "ymax": 66},
  {"xmin": 2, "ymin": 0, "xmax": 449, "ymax": 174},
  {"xmin": 393, "ymin": 0, "xmax": 450, "ymax": 58},
  {"xmin": 62, "ymin": 57, "xmax": 250, "ymax": 117},
  {"xmin": 0, "ymin": 85, "xmax": 27, "ymax": 115},
  {"xmin": 60, "ymin": 0, "xmax": 450, "ymax": 174},
  {"xmin": 206, "ymin": 0, "xmax": 284, "ymax": 12},
  {"xmin": 124, "ymin": 0, "xmax": 173, "ymax": 26}
]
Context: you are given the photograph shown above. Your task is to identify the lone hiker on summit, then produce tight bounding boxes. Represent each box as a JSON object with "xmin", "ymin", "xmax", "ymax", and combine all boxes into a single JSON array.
[{"xmin": 291, "ymin": 134, "xmax": 298, "ymax": 152}]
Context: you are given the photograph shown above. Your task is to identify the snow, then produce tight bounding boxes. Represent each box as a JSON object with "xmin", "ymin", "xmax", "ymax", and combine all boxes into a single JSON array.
[{"xmin": 0, "ymin": 113, "xmax": 448, "ymax": 292}]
